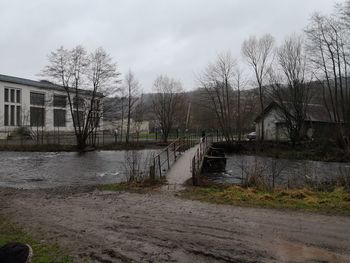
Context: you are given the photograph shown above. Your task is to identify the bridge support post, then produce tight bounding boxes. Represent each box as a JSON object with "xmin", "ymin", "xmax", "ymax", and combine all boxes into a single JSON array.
[
  {"xmin": 150, "ymin": 164, "xmax": 155, "ymax": 182},
  {"xmin": 166, "ymin": 148, "xmax": 170, "ymax": 169}
]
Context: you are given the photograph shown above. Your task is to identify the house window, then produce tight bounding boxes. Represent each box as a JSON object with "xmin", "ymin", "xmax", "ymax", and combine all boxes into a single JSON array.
[
  {"xmin": 30, "ymin": 92, "xmax": 45, "ymax": 106},
  {"xmin": 30, "ymin": 107, "xmax": 45, "ymax": 127},
  {"xmin": 54, "ymin": 109, "xmax": 66, "ymax": 127},
  {"xmin": 4, "ymin": 87, "xmax": 21, "ymax": 126},
  {"xmin": 53, "ymin": 95, "xmax": 66, "ymax": 108}
]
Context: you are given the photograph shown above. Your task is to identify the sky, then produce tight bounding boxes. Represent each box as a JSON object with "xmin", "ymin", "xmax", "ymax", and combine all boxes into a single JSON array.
[{"xmin": 0, "ymin": 0, "xmax": 341, "ymax": 92}]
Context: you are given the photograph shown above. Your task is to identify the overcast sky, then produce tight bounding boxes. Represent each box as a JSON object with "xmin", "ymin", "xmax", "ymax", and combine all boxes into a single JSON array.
[{"xmin": 0, "ymin": 0, "xmax": 340, "ymax": 92}]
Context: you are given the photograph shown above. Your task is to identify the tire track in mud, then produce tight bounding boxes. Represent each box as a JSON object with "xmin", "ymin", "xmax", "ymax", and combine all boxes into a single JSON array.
[{"xmin": 0, "ymin": 187, "xmax": 349, "ymax": 262}]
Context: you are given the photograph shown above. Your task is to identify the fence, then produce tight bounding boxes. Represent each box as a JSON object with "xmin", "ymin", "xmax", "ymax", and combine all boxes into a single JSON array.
[
  {"xmin": 149, "ymin": 135, "xmax": 199, "ymax": 180},
  {"xmin": 0, "ymin": 129, "xmax": 206, "ymax": 147}
]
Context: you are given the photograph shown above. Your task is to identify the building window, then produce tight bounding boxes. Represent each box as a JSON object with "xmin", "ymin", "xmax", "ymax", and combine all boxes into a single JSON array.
[
  {"xmin": 10, "ymin": 89, "xmax": 15, "ymax": 102},
  {"xmin": 10, "ymin": 105, "xmax": 15, "ymax": 126},
  {"xmin": 4, "ymin": 88, "xmax": 8, "ymax": 102},
  {"xmin": 92, "ymin": 99, "xmax": 100, "ymax": 111},
  {"xmin": 30, "ymin": 92, "xmax": 45, "ymax": 106},
  {"xmin": 53, "ymin": 95, "xmax": 66, "ymax": 108},
  {"xmin": 4, "ymin": 87, "xmax": 21, "ymax": 126},
  {"xmin": 30, "ymin": 107, "xmax": 45, "ymax": 127},
  {"xmin": 16, "ymin": 90, "xmax": 21, "ymax": 103},
  {"xmin": 54, "ymin": 109, "xmax": 66, "ymax": 127},
  {"xmin": 16, "ymin": 106, "xmax": 21, "ymax": 126},
  {"xmin": 73, "ymin": 111, "xmax": 85, "ymax": 126},
  {"xmin": 4, "ymin": 105, "xmax": 8, "ymax": 126},
  {"xmin": 73, "ymin": 97, "xmax": 85, "ymax": 109}
]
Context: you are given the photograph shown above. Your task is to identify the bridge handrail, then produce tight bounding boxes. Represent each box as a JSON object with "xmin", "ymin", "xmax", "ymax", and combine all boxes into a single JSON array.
[
  {"xmin": 149, "ymin": 135, "xmax": 199, "ymax": 180},
  {"xmin": 191, "ymin": 135, "xmax": 217, "ymax": 185}
]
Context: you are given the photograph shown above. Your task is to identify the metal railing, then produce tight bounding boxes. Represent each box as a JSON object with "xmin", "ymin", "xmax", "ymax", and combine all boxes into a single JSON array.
[{"xmin": 149, "ymin": 135, "xmax": 199, "ymax": 180}]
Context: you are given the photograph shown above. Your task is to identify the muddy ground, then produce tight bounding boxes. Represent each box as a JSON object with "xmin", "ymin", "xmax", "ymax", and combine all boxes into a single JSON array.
[{"xmin": 0, "ymin": 186, "xmax": 349, "ymax": 263}]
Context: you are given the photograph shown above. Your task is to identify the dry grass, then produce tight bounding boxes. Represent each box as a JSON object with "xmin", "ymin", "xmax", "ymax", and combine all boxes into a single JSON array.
[
  {"xmin": 98, "ymin": 178, "xmax": 166, "ymax": 193},
  {"xmin": 181, "ymin": 185, "xmax": 350, "ymax": 215}
]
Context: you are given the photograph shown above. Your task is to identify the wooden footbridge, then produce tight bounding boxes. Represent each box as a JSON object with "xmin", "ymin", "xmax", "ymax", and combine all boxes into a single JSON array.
[{"xmin": 150, "ymin": 135, "xmax": 224, "ymax": 188}]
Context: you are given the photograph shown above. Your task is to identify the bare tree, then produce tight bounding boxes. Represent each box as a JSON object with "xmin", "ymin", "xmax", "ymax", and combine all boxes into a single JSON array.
[
  {"xmin": 305, "ymin": 10, "xmax": 350, "ymax": 148},
  {"xmin": 152, "ymin": 75, "xmax": 184, "ymax": 143},
  {"xmin": 42, "ymin": 46, "xmax": 119, "ymax": 150},
  {"xmin": 269, "ymin": 35, "xmax": 312, "ymax": 146},
  {"xmin": 242, "ymin": 34, "xmax": 275, "ymax": 141},
  {"xmin": 198, "ymin": 52, "xmax": 236, "ymax": 142},
  {"xmin": 233, "ymin": 66, "xmax": 249, "ymax": 141},
  {"xmin": 123, "ymin": 70, "xmax": 139, "ymax": 144},
  {"xmin": 133, "ymin": 93, "xmax": 145, "ymax": 142}
]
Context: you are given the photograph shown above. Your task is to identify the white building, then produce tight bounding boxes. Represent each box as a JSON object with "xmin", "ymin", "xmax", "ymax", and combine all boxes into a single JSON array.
[
  {"xmin": 255, "ymin": 101, "xmax": 338, "ymax": 141},
  {"xmin": 103, "ymin": 118, "xmax": 150, "ymax": 134},
  {"xmin": 0, "ymin": 74, "xmax": 102, "ymax": 139}
]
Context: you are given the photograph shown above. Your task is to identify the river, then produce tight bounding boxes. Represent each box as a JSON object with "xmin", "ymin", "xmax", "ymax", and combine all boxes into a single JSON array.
[
  {"xmin": 0, "ymin": 150, "xmax": 156, "ymax": 189},
  {"xmin": 206, "ymin": 154, "xmax": 350, "ymax": 187}
]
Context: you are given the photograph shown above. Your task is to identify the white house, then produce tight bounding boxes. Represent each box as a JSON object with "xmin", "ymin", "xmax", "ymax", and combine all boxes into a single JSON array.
[
  {"xmin": 0, "ymin": 74, "xmax": 102, "ymax": 139},
  {"xmin": 255, "ymin": 101, "xmax": 339, "ymax": 141}
]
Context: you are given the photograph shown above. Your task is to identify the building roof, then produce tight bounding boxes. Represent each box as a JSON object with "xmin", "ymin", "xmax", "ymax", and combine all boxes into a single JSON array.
[
  {"xmin": 305, "ymin": 104, "xmax": 335, "ymax": 122},
  {"xmin": 0, "ymin": 73, "xmax": 103, "ymax": 97},
  {"xmin": 255, "ymin": 101, "xmax": 338, "ymax": 123}
]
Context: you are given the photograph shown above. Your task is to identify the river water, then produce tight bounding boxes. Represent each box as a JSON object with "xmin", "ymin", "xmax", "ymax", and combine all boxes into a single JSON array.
[
  {"xmin": 206, "ymin": 154, "xmax": 350, "ymax": 187},
  {"xmin": 0, "ymin": 150, "xmax": 156, "ymax": 189}
]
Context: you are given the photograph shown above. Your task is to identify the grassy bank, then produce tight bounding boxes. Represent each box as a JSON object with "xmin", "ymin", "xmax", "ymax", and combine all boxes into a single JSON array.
[
  {"xmin": 0, "ymin": 217, "xmax": 72, "ymax": 263},
  {"xmin": 213, "ymin": 141, "xmax": 350, "ymax": 162},
  {"xmin": 98, "ymin": 179, "xmax": 166, "ymax": 193},
  {"xmin": 182, "ymin": 185, "xmax": 350, "ymax": 215}
]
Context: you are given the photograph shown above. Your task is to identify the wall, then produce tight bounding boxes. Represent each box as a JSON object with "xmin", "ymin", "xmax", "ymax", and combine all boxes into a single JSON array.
[
  {"xmin": 255, "ymin": 108, "xmax": 283, "ymax": 141},
  {"xmin": 0, "ymin": 80, "xmax": 102, "ymax": 138}
]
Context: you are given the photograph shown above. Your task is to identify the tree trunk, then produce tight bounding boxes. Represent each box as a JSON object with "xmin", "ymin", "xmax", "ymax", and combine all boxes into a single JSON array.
[
  {"xmin": 126, "ymin": 92, "xmax": 131, "ymax": 144},
  {"xmin": 76, "ymin": 135, "xmax": 87, "ymax": 151}
]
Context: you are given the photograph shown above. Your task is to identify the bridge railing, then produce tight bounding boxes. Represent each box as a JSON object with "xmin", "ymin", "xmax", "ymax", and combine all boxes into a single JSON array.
[
  {"xmin": 149, "ymin": 135, "xmax": 199, "ymax": 180},
  {"xmin": 191, "ymin": 135, "xmax": 216, "ymax": 186}
]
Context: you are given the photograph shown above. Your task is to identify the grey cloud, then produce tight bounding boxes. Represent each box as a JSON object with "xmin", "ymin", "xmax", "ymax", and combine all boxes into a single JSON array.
[{"xmin": 0, "ymin": 0, "xmax": 339, "ymax": 91}]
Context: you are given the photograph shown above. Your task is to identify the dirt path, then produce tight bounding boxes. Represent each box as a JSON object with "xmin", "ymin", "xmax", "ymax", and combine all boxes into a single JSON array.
[{"xmin": 0, "ymin": 186, "xmax": 349, "ymax": 263}]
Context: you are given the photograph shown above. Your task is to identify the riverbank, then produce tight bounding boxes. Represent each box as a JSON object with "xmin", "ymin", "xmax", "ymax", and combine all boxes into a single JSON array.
[
  {"xmin": 213, "ymin": 141, "xmax": 350, "ymax": 162},
  {"xmin": 181, "ymin": 185, "xmax": 350, "ymax": 215},
  {"xmin": 0, "ymin": 185, "xmax": 349, "ymax": 262},
  {"xmin": 0, "ymin": 142, "xmax": 166, "ymax": 152}
]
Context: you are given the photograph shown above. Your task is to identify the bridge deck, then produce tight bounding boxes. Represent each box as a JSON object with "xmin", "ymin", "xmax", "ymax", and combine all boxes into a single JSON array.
[{"xmin": 165, "ymin": 144, "xmax": 199, "ymax": 188}]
